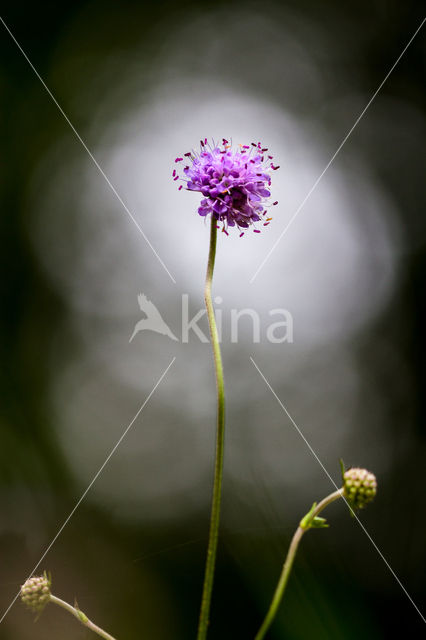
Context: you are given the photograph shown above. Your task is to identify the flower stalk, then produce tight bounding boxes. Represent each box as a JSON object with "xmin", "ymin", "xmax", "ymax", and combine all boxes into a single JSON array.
[
  {"xmin": 197, "ymin": 217, "xmax": 226, "ymax": 640},
  {"xmin": 49, "ymin": 595, "xmax": 118, "ymax": 640},
  {"xmin": 254, "ymin": 489, "xmax": 343, "ymax": 640}
]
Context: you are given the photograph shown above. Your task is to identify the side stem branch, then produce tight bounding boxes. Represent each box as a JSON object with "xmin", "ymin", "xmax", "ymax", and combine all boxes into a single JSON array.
[
  {"xmin": 255, "ymin": 489, "xmax": 344, "ymax": 640},
  {"xmin": 50, "ymin": 595, "xmax": 118, "ymax": 640}
]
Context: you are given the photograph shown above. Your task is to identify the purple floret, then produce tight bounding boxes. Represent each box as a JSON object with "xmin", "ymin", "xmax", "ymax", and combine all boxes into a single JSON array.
[{"xmin": 173, "ymin": 138, "xmax": 279, "ymax": 235}]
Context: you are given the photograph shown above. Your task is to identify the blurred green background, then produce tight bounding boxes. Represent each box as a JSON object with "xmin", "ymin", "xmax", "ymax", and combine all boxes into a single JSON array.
[{"xmin": 1, "ymin": 1, "xmax": 425, "ymax": 638}]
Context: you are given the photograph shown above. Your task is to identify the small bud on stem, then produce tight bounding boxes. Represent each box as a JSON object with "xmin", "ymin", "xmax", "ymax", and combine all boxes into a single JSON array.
[
  {"xmin": 21, "ymin": 573, "xmax": 51, "ymax": 615},
  {"xmin": 21, "ymin": 573, "xmax": 118, "ymax": 640},
  {"xmin": 343, "ymin": 467, "xmax": 377, "ymax": 510}
]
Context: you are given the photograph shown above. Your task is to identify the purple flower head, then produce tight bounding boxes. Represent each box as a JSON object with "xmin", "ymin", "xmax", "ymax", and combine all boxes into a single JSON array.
[{"xmin": 173, "ymin": 138, "xmax": 279, "ymax": 236}]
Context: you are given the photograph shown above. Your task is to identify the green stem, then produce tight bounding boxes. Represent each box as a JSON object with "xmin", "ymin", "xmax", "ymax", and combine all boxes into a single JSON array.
[
  {"xmin": 197, "ymin": 218, "xmax": 226, "ymax": 640},
  {"xmin": 49, "ymin": 594, "xmax": 118, "ymax": 640},
  {"xmin": 255, "ymin": 488, "xmax": 343, "ymax": 640}
]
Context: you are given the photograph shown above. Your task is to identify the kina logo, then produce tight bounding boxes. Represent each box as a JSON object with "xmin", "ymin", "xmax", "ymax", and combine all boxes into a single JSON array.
[{"xmin": 129, "ymin": 294, "xmax": 179, "ymax": 342}]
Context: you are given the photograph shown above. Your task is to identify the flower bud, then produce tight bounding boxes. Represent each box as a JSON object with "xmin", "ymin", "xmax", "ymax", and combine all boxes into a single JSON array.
[
  {"xmin": 21, "ymin": 573, "xmax": 51, "ymax": 614},
  {"xmin": 343, "ymin": 467, "xmax": 377, "ymax": 510}
]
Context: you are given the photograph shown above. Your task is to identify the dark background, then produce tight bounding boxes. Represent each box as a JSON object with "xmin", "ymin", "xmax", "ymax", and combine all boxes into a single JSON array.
[{"xmin": 1, "ymin": 1, "xmax": 425, "ymax": 638}]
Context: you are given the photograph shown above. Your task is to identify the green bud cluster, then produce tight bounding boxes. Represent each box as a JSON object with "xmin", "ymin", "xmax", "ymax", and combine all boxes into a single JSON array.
[
  {"xmin": 343, "ymin": 467, "xmax": 377, "ymax": 510},
  {"xmin": 21, "ymin": 573, "xmax": 51, "ymax": 614}
]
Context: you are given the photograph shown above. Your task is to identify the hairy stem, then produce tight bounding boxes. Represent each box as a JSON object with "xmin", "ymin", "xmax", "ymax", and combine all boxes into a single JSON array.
[
  {"xmin": 197, "ymin": 218, "xmax": 226, "ymax": 640},
  {"xmin": 50, "ymin": 595, "xmax": 118, "ymax": 640},
  {"xmin": 255, "ymin": 489, "xmax": 343, "ymax": 640}
]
